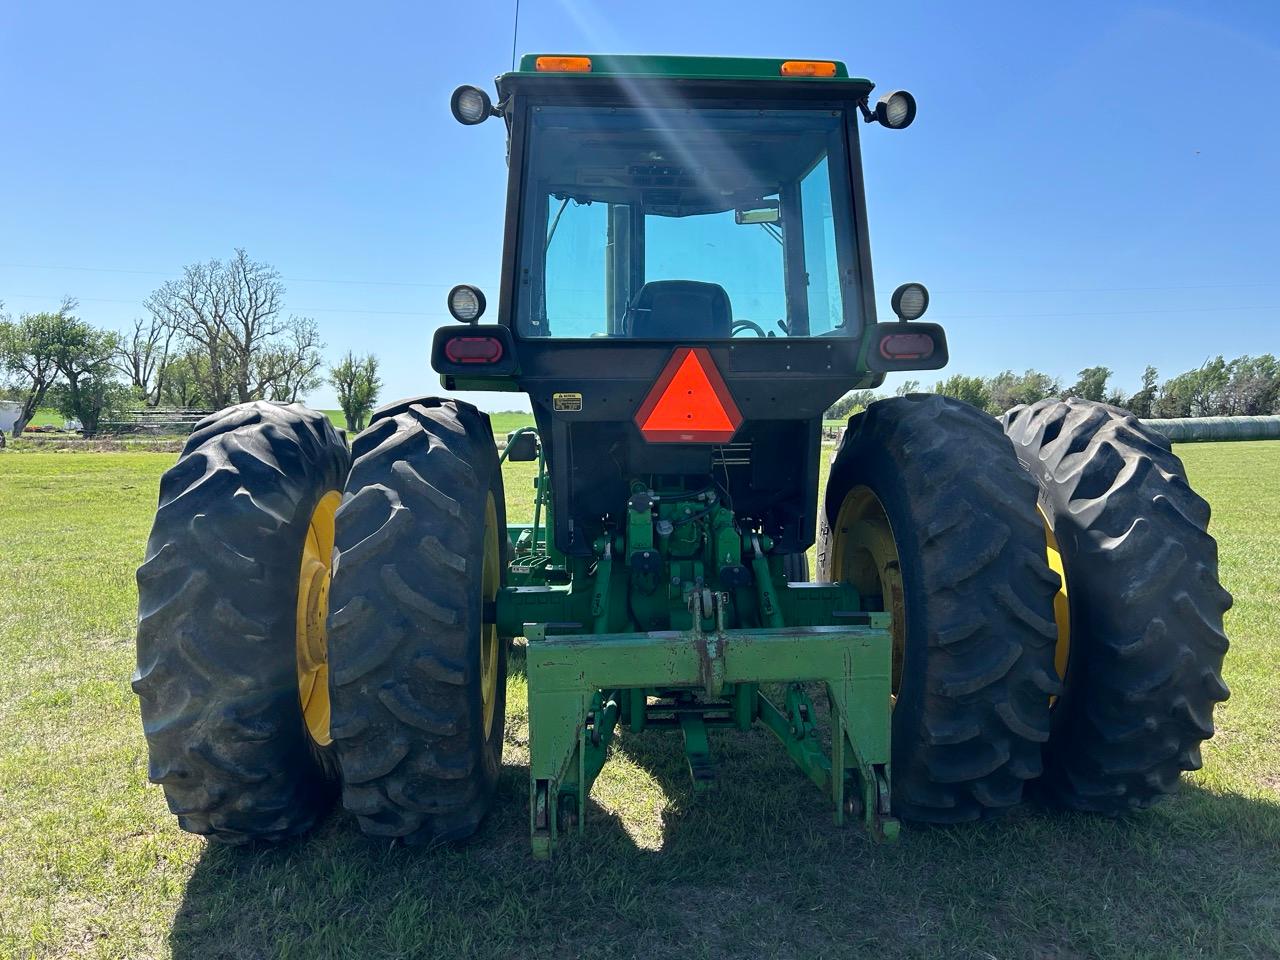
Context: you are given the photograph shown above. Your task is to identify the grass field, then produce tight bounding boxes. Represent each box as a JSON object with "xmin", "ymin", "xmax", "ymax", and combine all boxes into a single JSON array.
[
  {"xmin": 19, "ymin": 408, "xmax": 67, "ymax": 429},
  {"xmin": 0, "ymin": 440, "xmax": 1277, "ymax": 959}
]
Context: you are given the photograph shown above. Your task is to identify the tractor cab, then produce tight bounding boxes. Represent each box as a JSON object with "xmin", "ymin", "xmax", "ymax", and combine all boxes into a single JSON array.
[
  {"xmin": 436, "ymin": 55, "xmax": 947, "ymax": 559},
  {"xmin": 513, "ymin": 90, "xmax": 860, "ymax": 342}
]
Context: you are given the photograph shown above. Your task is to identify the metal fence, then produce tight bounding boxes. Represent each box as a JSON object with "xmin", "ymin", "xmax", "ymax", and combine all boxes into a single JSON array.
[{"xmin": 100, "ymin": 409, "xmax": 215, "ymax": 435}]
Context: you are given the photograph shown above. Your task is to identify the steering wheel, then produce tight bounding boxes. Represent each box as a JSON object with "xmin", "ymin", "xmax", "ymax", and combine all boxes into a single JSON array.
[{"xmin": 731, "ymin": 319, "xmax": 769, "ymax": 338}]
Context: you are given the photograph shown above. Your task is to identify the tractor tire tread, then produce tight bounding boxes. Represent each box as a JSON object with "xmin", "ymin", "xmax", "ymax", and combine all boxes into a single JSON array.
[
  {"xmin": 819, "ymin": 394, "xmax": 1060, "ymax": 822},
  {"xmin": 1002, "ymin": 398, "xmax": 1231, "ymax": 813},
  {"xmin": 328, "ymin": 398, "xmax": 506, "ymax": 844},
  {"xmin": 132, "ymin": 401, "xmax": 349, "ymax": 843}
]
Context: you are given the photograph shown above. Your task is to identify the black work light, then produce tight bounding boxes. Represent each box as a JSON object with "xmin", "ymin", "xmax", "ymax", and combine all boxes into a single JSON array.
[
  {"xmin": 451, "ymin": 85, "xmax": 493, "ymax": 125},
  {"xmin": 875, "ymin": 90, "xmax": 917, "ymax": 129},
  {"xmin": 447, "ymin": 284, "xmax": 487, "ymax": 323},
  {"xmin": 890, "ymin": 282, "xmax": 929, "ymax": 321}
]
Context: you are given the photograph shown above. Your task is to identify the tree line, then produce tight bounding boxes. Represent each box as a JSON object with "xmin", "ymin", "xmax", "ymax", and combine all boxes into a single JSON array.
[
  {"xmin": 1, "ymin": 250, "xmax": 384, "ymax": 437},
  {"xmin": 827, "ymin": 358, "xmax": 1280, "ymax": 421}
]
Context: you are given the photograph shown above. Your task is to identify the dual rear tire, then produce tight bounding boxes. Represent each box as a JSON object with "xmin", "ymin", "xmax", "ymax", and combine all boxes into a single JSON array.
[
  {"xmin": 820, "ymin": 395, "xmax": 1230, "ymax": 822},
  {"xmin": 1002, "ymin": 399, "xmax": 1231, "ymax": 812},
  {"xmin": 327, "ymin": 399, "xmax": 507, "ymax": 842},
  {"xmin": 819, "ymin": 396, "xmax": 1061, "ymax": 821},
  {"xmin": 133, "ymin": 403, "xmax": 349, "ymax": 841},
  {"xmin": 135, "ymin": 393, "xmax": 1231, "ymax": 844},
  {"xmin": 134, "ymin": 399, "xmax": 505, "ymax": 844}
]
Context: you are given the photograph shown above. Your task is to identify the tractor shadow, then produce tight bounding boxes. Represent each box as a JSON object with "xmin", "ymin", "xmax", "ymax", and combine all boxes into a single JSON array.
[
  {"xmin": 169, "ymin": 721, "xmax": 1280, "ymax": 960},
  {"xmin": 171, "ymin": 644, "xmax": 1280, "ymax": 959},
  {"xmin": 167, "ymin": 756, "xmax": 645, "ymax": 960}
]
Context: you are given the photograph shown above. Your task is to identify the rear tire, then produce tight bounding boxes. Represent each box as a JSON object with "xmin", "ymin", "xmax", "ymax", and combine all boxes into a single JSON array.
[
  {"xmin": 133, "ymin": 402, "xmax": 350, "ymax": 842},
  {"xmin": 328, "ymin": 398, "xmax": 508, "ymax": 843},
  {"xmin": 1002, "ymin": 398, "xmax": 1231, "ymax": 812},
  {"xmin": 818, "ymin": 395, "xmax": 1061, "ymax": 822}
]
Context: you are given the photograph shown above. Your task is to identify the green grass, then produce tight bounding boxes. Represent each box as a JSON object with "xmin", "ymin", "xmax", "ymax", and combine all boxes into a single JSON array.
[
  {"xmin": 25, "ymin": 407, "xmax": 65, "ymax": 428},
  {"xmin": 489, "ymin": 411, "xmax": 535, "ymax": 437},
  {"xmin": 0, "ymin": 441, "xmax": 1277, "ymax": 959}
]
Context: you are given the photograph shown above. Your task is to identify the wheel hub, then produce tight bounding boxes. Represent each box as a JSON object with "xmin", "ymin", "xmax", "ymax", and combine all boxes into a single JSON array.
[
  {"xmin": 831, "ymin": 485, "xmax": 905, "ymax": 695},
  {"xmin": 297, "ymin": 490, "xmax": 341, "ymax": 746},
  {"xmin": 1039, "ymin": 505, "xmax": 1071, "ymax": 689},
  {"xmin": 481, "ymin": 491, "xmax": 500, "ymax": 739}
]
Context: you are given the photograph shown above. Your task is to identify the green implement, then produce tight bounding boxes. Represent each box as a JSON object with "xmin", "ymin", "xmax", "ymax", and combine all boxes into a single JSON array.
[{"xmin": 525, "ymin": 619, "xmax": 897, "ymax": 858}]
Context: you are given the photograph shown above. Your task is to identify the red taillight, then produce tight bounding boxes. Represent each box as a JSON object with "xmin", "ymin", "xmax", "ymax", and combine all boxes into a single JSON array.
[
  {"xmin": 879, "ymin": 332, "xmax": 935, "ymax": 360},
  {"xmin": 444, "ymin": 336, "xmax": 504, "ymax": 364}
]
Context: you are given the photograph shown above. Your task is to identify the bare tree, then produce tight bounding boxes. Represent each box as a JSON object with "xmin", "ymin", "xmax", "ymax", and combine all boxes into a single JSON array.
[
  {"xmin": 145, "ymin": 259, "xmax": 232, "ymax": 406},
  {"xmin": 113, "ymin": 316, "xmax": 175, "ymax": 405},
  {"xmin": 145, "ymin": 249, "xmax": 324, "ymax": 408},
  {"xmin": 223, "ymin": 249, "xmax": 285, "ymax": 402},
  {"xmin": 260, "ymin": 317, "xmax": 325, "ymax": 403}
]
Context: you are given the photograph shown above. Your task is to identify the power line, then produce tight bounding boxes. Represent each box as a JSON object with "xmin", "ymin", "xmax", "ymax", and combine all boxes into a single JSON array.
[
  {"xmin": 4, "ymin": 289, "xmax": 1276, "ymax": 323},
  {"xmin": 4, "ymin": 262, "xmax": 1278, "ymax": 323},
  {"xmin": 0, "ymin": 293, "xmax": 451, "ymax": 318},
  {"xmin": 3, "ymin": 260, "xmax": 1278, "ymax": 297},
  {"xmin": 945, "ymin": 281, "xmax": 1280, "ymax": 295},
  {"xmin": 0, "ymin": 263, "xmax": 494, "ymax": 289},
  {"xmin": 942, "ymin": 303, "xmax": 1278, "ymax": 320}
]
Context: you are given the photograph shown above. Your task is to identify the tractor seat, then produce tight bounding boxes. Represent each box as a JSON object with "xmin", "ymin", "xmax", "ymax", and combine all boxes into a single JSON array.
[{"xmin": 628, "ymin": 280, "xmax": 733, "ymax": 339}]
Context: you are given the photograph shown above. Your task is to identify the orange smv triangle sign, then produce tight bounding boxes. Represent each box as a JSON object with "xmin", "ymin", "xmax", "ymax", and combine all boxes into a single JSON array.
[{"xmin": 634, "ymin": 347, "xmax": 743, "ymax": 444}]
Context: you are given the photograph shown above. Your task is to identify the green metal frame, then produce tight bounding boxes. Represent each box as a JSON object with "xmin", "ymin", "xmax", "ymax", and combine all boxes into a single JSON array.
[
  {"xmin": 524, "ymin": 616, "xmax": 897, "ymax": 858},
  {"xmin": 496, "ymin": 426, "xmax": 898, "ymax": 857}
]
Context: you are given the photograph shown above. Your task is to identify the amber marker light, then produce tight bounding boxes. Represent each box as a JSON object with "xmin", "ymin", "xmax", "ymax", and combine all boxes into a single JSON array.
[
  {"xmin": 535, "ymin": 56, "xmax": 592, "ymax": 72},
  {"xmin": 780, "ymin": 60, "xmax": 837, "ymax": 77}
]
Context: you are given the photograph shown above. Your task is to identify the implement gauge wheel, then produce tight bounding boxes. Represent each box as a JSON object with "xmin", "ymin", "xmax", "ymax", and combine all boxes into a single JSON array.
[
  {"xmin": 328, "ymin": 398, "xmax": 508, "ymax": 843},
  {"xmin": 818, "ymin": 395, "xmax": 1061, "ymax": 822},
  {"xmin": 133, "ymin": 402, "xmax": 350, "ymax": 841},
  {"xmin": 1003, "ymin": 398, "xmax": 1231, "ymax": 812}
]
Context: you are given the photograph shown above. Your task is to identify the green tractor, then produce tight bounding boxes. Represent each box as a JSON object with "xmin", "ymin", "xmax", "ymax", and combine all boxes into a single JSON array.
[{"xmin": 133, "ymin": 55, "xmax": 1231, "ymax": 856}]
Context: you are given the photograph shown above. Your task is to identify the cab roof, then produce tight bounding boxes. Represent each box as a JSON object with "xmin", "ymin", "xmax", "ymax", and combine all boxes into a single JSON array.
[{"xmin": 511, "ymin": 53, "xmax": 867, "ymax": 83}]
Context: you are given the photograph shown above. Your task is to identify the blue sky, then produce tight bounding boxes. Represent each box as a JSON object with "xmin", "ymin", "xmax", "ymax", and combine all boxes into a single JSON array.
[{"xmin": 2, "ymin": 1, "xmax": 1277, "ymax": 411}]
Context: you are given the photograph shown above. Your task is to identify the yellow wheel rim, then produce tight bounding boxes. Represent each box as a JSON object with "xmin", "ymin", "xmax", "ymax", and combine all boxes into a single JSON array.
[
  {"xmin": 480, "ymin": 492, "xmax": 501, "ymax": 739},
  {"xmin": 830, "ymin": 486, "xmax": 905, "ymax": 697},
  {"xmin": 297, "ymin": 490, "xmax": 341, "ymax": 746},
  {"xmin": 1040, "ymin": 505, "xmax": 1071, "ymax": 691}
]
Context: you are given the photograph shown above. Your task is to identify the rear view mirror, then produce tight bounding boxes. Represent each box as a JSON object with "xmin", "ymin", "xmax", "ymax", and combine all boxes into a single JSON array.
[{"xmin": 735, "ymin": 202, "xmax": 781, "ymax": 225}]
